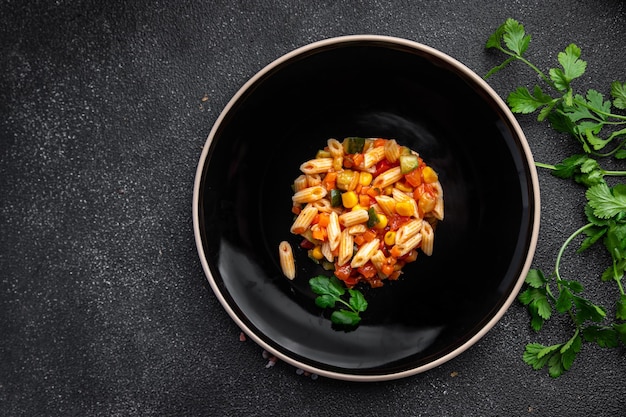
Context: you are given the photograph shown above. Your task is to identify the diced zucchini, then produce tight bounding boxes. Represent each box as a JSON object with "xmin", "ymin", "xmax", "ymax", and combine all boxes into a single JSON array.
[
  {"xmin": 367, "ymin": 207, "xmax": 380, "ymax": 228},
  {"xmin": 330, "ymin": 189, "xmax": 343, "ymax": 207},
  {"xmin": 399, "ymin": 154, "xmax": 419, "ymax": 174},
  {"xmin": 343, "ymin": 137, "xmax": 366, "ymax": 154}
]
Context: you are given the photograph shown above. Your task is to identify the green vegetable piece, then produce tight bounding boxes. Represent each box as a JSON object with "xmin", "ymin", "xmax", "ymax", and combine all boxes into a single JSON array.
[
  {"xmin": 485, "ymin": 17, "xmax": 626, "ymax": 379},
  {"xmin": 330, "ymin": 189, "xmax": 342, "ymax": 207},
  {"xmin": 399, "ymin": 154, "xmax": 419, "ymax": 174},
  {"xmin": 308, "ymin": 275, "xmax": 368, "ymax": 328},
  {"xmin": 343, "ymin": 137, "xmax": 366, "ymax": 154},
  {"xmin": 366, "ymin": 207, "xmax": 379, "ymax": 228}
]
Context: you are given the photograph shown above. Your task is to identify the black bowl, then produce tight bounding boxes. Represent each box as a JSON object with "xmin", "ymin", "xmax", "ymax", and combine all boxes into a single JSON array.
[{"xmin": 192, "ymin": 35, "xmax": 540, "ymax": 381}]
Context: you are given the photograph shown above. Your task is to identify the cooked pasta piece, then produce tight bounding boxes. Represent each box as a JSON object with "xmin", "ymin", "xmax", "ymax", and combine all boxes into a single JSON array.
[
  {"xmin": 374, "ymin": 195, "xmax": 396, "ymax": 217},
  {"xmin": 363, "ymin": 146, "xmax": 385, "ymax": 169},
  {"xmin": 326, "ymin": 211, "xmax": 341, "ymax": 251},
  {"xmin": 395, "ymin": 232, "xmax": 422, "ymax": 257},
  {"xmin": 395, "ymin": 219, "xmax": 423, "ymax": 245},
  {"xmin": 293, "ymin": 174, "xmax": 308, "ymax": 192},
  {"xmin": 432, "ymin": 180, "xmax": 444, "ymax": 221},
  {"xmin": 421, "ymin": 220, "xmax": 434, "ymax": 256},
  {"xmin": 383, "ymin": 139, "xmax": 400, "ymax": 163},
  {"xmin": 372, "ymin": 166, "xmax": 403, "ymax": 189},
  {"xmin": 321, "ymin": 241, "xmax": 334, "ymax": 262},
  {"xmin": 351, "ymin": 238, "xmax": 380, "ymax": 268},
  {"xmin": 312, "ymin": 198, "xmax": 333, "ymax": 213},
  {"xmin": 370, "ymin": 249, "xmax": 386, "ymax": 273},
  {"xmin": 338, "ymin": 209, "xmax": 369, "ymax": 227},
  {"xmin": 292, "ymin": 185, "xmax": 327, "ymax": 204},
  {"xmin": 300, "ymin": 158, "xmax": 334, "ymax": 174},
  {"xmin": 347, "ymin": 224, "xmax": 367, "ymax": 235},
  {"xmin": 290, "ymin": 204, "xmax": 318, "ymax": 234},
  {"xmin": 278, "ymin": 241, "xmax": 296, "ymax": 280},
  {"xmin": 338, "ymin": 229, "xmax": 354, "ymax": 266},
  {"xmin": 306, "ymin": 174, "xmax": 322, "ymax": 187},
  {"xmin": 327, "ymin": 138, "xmax": 344, "ymax": 157}
]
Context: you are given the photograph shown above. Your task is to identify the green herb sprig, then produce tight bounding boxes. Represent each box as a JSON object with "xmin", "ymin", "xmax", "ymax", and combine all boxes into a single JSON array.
[
  {"xmin": 309, "ymin": 275, "xmax": 368, "ymax": 327},
  {"xmin": 485, "ymin": 18, "xmax": 626, "ymax": 378}
]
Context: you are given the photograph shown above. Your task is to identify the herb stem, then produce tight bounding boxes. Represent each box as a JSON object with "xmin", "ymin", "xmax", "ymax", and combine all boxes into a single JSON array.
[
  {"xmin": 572, "ymin": 98, "xmax": 626, "ymax": 122},
  {"xmin": 554, "ymin": 223, "xmax": 596, "ymax": 284}
]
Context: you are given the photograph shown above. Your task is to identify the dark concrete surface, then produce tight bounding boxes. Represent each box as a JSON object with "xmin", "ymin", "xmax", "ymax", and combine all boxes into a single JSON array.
[{"xmin": 1, "ymin": 1, "xmax": 625, "ymax": 415}]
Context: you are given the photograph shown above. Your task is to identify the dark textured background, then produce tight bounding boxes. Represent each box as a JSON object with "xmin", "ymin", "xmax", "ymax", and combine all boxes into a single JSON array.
[{"xmin": 2, "ymin": 1, "xmax": 625, "ymax": 416}]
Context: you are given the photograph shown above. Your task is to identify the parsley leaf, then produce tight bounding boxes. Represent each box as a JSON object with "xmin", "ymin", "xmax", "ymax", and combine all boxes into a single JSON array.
[
  {"xmin": 309, "ymin": 275, "xmax": 368, "ymax": 327},
  {"xmin": 549, "ymin": 44, "xmax": 587, "ymax": 92},
  {"xmin": 586, "ymin": 183, "xmax": 626, "ymax": 219},
  {"xmin": 485, "ymin": 18, "xmax": 626, "ymax": 378},
  {"xmin": 612, "ymin": 81, "xmax": 626, "ymax": 110}
]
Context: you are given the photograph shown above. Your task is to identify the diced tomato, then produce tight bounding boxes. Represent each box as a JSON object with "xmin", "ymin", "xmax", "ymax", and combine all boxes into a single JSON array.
[
  {"xmin": 374, "ymin": 159, "xmax": 395, "ymax": 177},
  {"xmin": 388, "ymin": 214, "xmax": 410, "ymax": 231},
  {"xmin": 334, "ymin": 263, "xmax": 352, "ymax": 281},
  {"xmin": 357, "ymin": 262, "xmax": 377, "ymax": 279},
  {"xmin": 390, "ymin": 245, "xmax": 403, "ymax": 258},
  {"xmin": 362, "ymin": 229, "xmax": 377, "ymax": 243},
  {"xmin": 404, "ymin": 168, "xmax": 422, "ymax": 187},
  {"xmin": 311, "ymin": 227, "xmax": 327, "ymax": 241},
  {"xmin": 374, "ymin": 138, "xmax": 386, "ymax": 148},
  {"xmin": 352, "ymin": 153, "xmax": 364, "ymax": 168},
  {"xmin": 317, "ymin": 212, "xmax": 330, "ymax": 228},
  {"xmin": 300, "ymin": 239, "xmax": 314, "ymax": 249},
  {"xmin": 322, "ymin": 171, "xmax": 337, "ymax": 190}
]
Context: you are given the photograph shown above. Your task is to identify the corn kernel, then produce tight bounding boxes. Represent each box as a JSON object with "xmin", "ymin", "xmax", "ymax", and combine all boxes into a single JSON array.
[
  {"xmin": 383, "ymin": 185, "xmax": 394, "ymax": 195},
  {"xmin": 395, "ymin": 182, "xmax": 413, "ymax": 193},
  {"xmin": 384, "ymin": 231, "xmax": 396, "ymax": 246},
  {"xmin": 422, "ymin": 166, "xmax": 438, "ymax": 183},
  {"xmin": 395, "ymin": 200, "xmax": 414, "ymax": 217},
  {"xmin": 351, "ymin": 204, "xmax": 365, "ymax": 212},
  {"xmin": 358, "ymin": 171, "xmax": 373, "ymax": 186},
  {"xmin": 311, "ymin": 246, "xmax": 324, "ymax": 260},
  {"xmin": 342, "ymin": 190, "xmax": 358, "ymax": 208},
  {"xmin": 374, "ymin": 213, "xmax": 388, "ymax": 229}
]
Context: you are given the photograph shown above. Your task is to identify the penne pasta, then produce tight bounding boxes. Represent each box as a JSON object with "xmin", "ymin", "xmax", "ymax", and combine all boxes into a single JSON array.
[
  {"xmin": 383, "ymin": 139, "xmax": 401, "ymax": 163},
  {"xmin": 421, "ymin": 220, "xmax": 434, "ymax": 256},
  {"xmin": 363, "ymin": 146, "xmax": 386, "ymax": 169},
  {"xmin": 306, "ymin": 174, "xmax": 322, "ymax": 187},
  {"xmin": 351, "ymin": 238, "xmax": 380, "ymax": 268},
  {"xmin": 300, "ymin": 158, "xmax": 334, "ymax": 174},
  {"xmin": 338, "ymin": 209, "xmax": 369, "ymax": 227},
  {"xmin": 292, "ymin": 185, "xmax": 327, "ymax": 204},
  {"xmin": 432, "ymin": 181, "xmax": 444, "ymax": 221},
  {"xmin": 326, "ymin": 211, "xmax": 341, "ymax": 251},
  {"xmin": 278, "ymin": 241, "xmax": 296, "ymax": 280},
  {"xmin": 290, "ymin": 204, "xmax": 318, "ymax": 234},
  {"xmin": 321, "ymin": 241, "xmax": 334, "ymax": 262},
  {"xmin": 293, "ymin": 174, "xmax": 308, "ymax": 192},
  {"xmin": 374, "ymin": 195, "xmax": 396, "ymax": 217},
  {"xmin": 347, "ymin": 224, "xmax": 367, "ymax": 235},
  {"xmin": 338, "ymin": 229, "xmax": 354, "ymax": 266},
  {"xmin": 281, "ymin": 137, "xmax": 443, "ymax": 288},
  {"xmin": 372, "ymin": 166, "xmax": 403, "ymax": 189},
  {"xmin": 396, "ymin": 232, "xmax": 422, "ymax": 257},
  {"xmin": 395, "ymin": 219, "xmax": 423, "ymax": 245},
  {"xmin": 311, "ymin": 198, "xmax": 333, "ymax": 213},
  {"xmin": 327, "ymin": 138, "xmax": 344, "ymax": 157}
]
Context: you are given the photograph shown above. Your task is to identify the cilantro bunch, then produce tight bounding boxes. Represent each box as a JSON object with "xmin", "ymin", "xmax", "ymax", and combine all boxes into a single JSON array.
[{"xmin": 485, "ymin": 18, "xmax": 626, "ymax": 377}]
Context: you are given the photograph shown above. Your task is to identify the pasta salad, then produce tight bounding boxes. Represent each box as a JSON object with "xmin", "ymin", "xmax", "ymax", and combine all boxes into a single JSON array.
[{"xmin": 279, "ymin": 137, "xmax": 444, "ymax": 288}]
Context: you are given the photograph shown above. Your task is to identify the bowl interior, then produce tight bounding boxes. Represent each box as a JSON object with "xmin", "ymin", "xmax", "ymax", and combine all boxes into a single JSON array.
[{"xmin": 195, "ymin": 37, "xmax": 538, "ymax": 380}]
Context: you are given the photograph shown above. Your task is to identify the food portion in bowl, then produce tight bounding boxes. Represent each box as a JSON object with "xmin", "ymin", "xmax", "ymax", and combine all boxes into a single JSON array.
[{"xmin": 279, "ymin": 137, "xmax": 444, "ymax": 289}]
